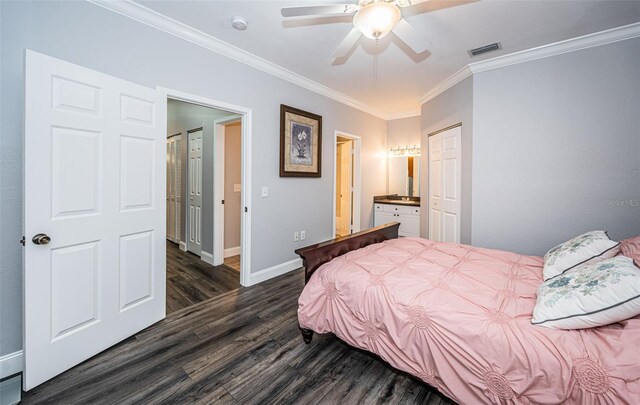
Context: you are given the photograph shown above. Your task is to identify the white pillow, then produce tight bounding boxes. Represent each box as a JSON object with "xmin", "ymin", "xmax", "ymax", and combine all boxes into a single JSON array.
[
  {"xmin": 532, "ymin": 256, "xmax": 640, "ymax": 329},
  {"xmin": 543, "ymin": 231, "xmax": 620, "ymax": 281}
]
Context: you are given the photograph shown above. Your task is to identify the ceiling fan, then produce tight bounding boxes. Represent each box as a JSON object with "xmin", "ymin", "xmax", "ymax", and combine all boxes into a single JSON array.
[{"xmin": 281, "ymin": 0, "xmax": 432, "ymax": 59}]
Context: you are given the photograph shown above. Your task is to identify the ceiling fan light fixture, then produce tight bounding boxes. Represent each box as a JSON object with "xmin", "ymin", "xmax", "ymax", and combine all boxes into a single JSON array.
[{"xmin": 353, "ymin": 2, "xmax": 401, "ymax": 40}]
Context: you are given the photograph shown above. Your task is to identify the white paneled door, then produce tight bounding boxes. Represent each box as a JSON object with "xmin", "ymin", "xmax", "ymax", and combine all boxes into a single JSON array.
[
  {"xmin": 24, "ymin": 50, "xmax": 166, "ymax": 390},
  {"xmin": 187, "ymin": 129, "xmax": 203, "ymax": 255},
  {"xmin": 428, "ymin": 125, "xmax": 461, "ymax": 243}
]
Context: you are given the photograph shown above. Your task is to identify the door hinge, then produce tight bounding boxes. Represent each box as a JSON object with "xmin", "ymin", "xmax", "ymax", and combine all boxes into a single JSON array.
[
  {"xmin": 244, "ymin": 207, "xmax": 248, "ymax": 213},
  {"xmin": 20, "ymin": 236, "xmax": 25, "ymax": 246},
  {"xmin": 221, "ymin": 200, "xmax": 225, "ymax": 205}
]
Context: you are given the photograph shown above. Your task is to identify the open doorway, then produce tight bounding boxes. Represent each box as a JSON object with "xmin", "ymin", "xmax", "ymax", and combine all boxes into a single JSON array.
[
  {"xmin": 212, "ymin": 117, "xmax": 243, "ymax": 271},
  {"xmin": 333, "ymin": 131, "xmax": 362, "ymax": 238},
  {"xmin": 164, "ymin": 98, "xmax": 245, "ymax": 313}
]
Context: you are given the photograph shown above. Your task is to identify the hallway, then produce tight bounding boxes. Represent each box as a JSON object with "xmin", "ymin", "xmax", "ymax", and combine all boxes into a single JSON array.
[{"xmin": 166, "ymin": 242, "xmax": 240, "ymax": 314}]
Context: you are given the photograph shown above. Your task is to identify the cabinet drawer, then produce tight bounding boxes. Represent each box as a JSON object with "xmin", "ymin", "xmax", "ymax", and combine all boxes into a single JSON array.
[
  {"xmin": 382, "ymin": 204, "xmax": 412, "ymax": 214},
  {"xmin": 374, "ymin": 203, "xmax": 384, "ymax": 212},
  {"xmin": 412, "ymin": 207, "xmax": 420, "ymax": 215}
]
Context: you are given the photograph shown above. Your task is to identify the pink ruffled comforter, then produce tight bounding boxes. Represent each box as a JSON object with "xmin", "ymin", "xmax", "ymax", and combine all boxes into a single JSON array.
[{"xmin": 298, "ymin": 237, "xmax": 640, "ymax": 404}]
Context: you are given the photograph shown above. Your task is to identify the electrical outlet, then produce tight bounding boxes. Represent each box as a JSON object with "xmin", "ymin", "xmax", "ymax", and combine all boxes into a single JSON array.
[
  {"xmin": 261, "ymin": 186, "xmax": 268, "ymax": 198},
  {"xmin": 300, "ymin": 230, "xmax": 306, "ymax": 240},
  {"xmin": 294, "ymin": 232, "xmax": 299, "ymax": 242}
]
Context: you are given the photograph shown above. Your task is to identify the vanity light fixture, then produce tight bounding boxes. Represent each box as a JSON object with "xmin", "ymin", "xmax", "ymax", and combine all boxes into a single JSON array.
[{"xmin": 389, "ymin": 144, "xmax": 421, "ymax": 157}]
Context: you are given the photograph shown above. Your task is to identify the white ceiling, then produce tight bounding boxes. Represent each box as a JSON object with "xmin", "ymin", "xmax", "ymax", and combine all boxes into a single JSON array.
[{"xmin": 139, "ymin": 0, "xmax": 640, "ymax": 118}]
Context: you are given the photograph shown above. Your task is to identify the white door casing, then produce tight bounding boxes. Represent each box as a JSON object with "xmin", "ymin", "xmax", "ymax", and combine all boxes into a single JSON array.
[
  {"xmin": 187, "ymin": 129, "xmax": 203, "ymax": 255},
  {"xmin": 428, "ymin": 125, "xmax": 461, "ymax": 243},
  {"xmin": 160, "ymin": 88, "xmax": 252, "ymax": 287},
  {"xmin": 24, "ymin": 50, "xmax": 166, "ymax": 390}
]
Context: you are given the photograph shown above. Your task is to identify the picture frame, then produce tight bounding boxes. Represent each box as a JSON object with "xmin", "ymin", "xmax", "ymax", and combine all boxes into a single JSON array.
[{"xmin": 280, "ymin": 104, "xmax": 322, "ymax": 177}]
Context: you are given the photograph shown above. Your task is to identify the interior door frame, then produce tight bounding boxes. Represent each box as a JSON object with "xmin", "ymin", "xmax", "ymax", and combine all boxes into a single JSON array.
[
  {"xmin": 332, "ymin": 130, "xmax": 361, "ymax": 238},
  {"xmin": 427, "ymin": 123, "xmax": 462, "ymax": 243},
  {"xmin": 159, "ymin": 87, "xmax": 252, "ymax": 287},
  {"xmin": 213, "ymin": 116, "xmax": 241, "ymax": 266}
]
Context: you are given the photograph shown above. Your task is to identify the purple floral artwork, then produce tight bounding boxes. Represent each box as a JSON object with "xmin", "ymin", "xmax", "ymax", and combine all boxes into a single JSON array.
[{"xmin": 289, "ymin": 122, "xmax": 313, "ymax": 166}]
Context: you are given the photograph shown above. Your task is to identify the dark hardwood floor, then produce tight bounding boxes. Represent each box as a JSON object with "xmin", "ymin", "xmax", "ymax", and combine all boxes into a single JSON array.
[
  {"xmin": 167, "ymin": 241, "xmax": 240, "ymax": 314},
  {"xmin": 21, "ymin": 267, "xmax": 454, "ymax": 405}
]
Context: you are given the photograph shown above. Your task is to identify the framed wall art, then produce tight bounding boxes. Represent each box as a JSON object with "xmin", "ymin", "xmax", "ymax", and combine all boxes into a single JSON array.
[{"xmin": 280, "ymin": 104, "xmax": 322, "ymax": 177}]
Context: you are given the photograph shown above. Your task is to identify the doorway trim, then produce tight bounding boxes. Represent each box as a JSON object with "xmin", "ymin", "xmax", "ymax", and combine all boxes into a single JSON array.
[
  {"xmin": 213, "ymin": 116, "xmax": 241, "ymax": 266},
  {"xmin": 332, "ymin": 130, "xmax": 361, "ymax": 238},
  {"xmin": 159, "ymin": 87, "xmax": 252, "ymax": 287}
]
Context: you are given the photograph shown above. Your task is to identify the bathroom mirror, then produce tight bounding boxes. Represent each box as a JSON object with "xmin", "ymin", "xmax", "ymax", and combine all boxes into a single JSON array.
[{"xmin": 388, "ymin": 156, "xmax": 420, "ymax": 197}]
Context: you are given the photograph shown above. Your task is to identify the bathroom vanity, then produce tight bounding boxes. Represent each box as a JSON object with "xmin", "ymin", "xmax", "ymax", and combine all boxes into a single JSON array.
[{"xmin": 373, "ymin": 195, "xmax": 420, "ymax": 237}]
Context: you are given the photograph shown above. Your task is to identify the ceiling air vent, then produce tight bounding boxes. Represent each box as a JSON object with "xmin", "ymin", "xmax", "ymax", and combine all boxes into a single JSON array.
[{"xmin": 468, "ymin": 42, "xmax": 502, "ymax": 57}]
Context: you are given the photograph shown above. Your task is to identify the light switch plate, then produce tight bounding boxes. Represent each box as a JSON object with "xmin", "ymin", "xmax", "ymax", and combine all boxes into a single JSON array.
[{"xmin": 261, "ymin": 186, "xmax": 268, "ymax": 197}]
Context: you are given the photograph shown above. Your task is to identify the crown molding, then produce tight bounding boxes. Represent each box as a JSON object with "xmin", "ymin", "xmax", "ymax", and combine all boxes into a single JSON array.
[
  {"xmin": 469, "ymin": 22, "xmax": 640, "ymax": 74},
  {"xmin": 87, "ymin": 0, "xmax": 389, "ymax": 120},
  {"xmin": 386, "ymin": 110, "xmax": 422, "ymax": 120},
  {"xmin": 419, "ymin": 22, "xmax": 640, "ymax": 106},
  {"xmin": 419, "ymin": 65, "xmax": 472, "ymax": 105}
]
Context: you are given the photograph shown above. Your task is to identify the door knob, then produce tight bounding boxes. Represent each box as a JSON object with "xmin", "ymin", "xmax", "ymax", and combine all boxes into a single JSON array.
[{"xmin": 32, "ymin": 233, "xmax": 51, "ymax": 245}]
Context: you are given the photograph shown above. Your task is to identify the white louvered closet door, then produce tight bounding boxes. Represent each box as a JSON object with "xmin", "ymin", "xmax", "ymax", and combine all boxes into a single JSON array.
[{"xmin": 166, "ymin": 135, "xmax": 181, "ymax": 243}]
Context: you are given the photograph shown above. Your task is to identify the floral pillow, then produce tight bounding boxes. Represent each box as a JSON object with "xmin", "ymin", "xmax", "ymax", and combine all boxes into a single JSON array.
[
  {"xmin": 532, "ymin": 256, "xmax": 640, "ymax": 329},
  {"xmin": 542, "ymin": 230, "xmax": 620, "ymax": 281}
]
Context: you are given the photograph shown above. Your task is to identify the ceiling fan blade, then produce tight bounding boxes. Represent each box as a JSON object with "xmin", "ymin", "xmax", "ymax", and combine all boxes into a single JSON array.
[
  {"xmin": 332, "ymin": 27, "xmax": 362, "ymax": 59},
  {"xmin": 281, "ymin": 4, "xmax": 358, "ymax": 17},
  {"xmin": 392, "ymin": 18, "xmax": 431, "ymax": 54},
  {"xmin": 396, "ymin": 0, "xmax": 430, "ymax": 6}
]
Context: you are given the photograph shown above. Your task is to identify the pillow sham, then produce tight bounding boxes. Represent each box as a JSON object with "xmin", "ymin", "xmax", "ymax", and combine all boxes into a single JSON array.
[
  {"xmin": 620, "ymin": 236, "xmax": 640, "ymax": 268},
  {"xmin": 543, "ymin": 230, "xmax": 620, "ymax": 281},
  {"xmin": 532, "ymin": 256, "xmax": 640, "ymax": 329}
]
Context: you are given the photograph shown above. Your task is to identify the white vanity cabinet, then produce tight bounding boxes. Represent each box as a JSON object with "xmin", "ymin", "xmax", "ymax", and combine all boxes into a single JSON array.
[{"xmin": 374, "ymin": 203, "xmax": 420, "ymax": 237}]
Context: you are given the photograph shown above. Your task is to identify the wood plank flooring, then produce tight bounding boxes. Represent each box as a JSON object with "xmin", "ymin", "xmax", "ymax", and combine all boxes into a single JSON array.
[
  {"xmin": 223, "ymin": 255, "xmax": 241, "ymax": 272},
  {"xmin": 21, "ymin": 268, "xmax": 455, "ymax": 405},
  {"xmin": 167, "ymin": 241, "xmax": 240, "ymax": 314}
]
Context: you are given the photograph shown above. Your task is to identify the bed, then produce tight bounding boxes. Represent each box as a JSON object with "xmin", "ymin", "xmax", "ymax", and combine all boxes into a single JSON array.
[{"xmin": 295, "ymin": 223, "xmax": 640, "ymax": 404}]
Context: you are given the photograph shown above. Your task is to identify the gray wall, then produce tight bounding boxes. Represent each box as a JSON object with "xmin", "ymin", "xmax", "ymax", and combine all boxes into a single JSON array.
[
  {"xmin": 224, "ymin": 122, "xmax": 242, "ymax": 250},
  {"xmin": 420, "ymin": 77, "xmax": 474, "ymax": 243},
  {"xmin": 167, "ymin": 100, "xmax": 234, "ymax": 254},
  {"xmin": 387, "ymin": 116, "xmax": 421, "ymax": 147},
  {"xmin": 471, "ymin": 38, "xmax": 640, "ymax": 255},
  {"xmin": 0, "ymin": 1, "xmax": 387, "ymax": 356}
]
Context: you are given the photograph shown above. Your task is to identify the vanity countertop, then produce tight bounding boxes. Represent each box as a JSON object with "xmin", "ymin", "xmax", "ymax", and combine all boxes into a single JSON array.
[{"xmin": 374, "ymin": 195, "xmax": 420, "ymax": 207}]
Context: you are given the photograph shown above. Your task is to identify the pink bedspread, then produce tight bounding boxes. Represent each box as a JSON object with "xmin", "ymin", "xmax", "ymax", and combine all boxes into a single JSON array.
[{"xmin": 298, "ymin": 237, "xmax": 640, "ymax": 404}]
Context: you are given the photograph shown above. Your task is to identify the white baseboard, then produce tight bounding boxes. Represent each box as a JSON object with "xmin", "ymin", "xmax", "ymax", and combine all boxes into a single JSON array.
[
  {"xmin": 178, "ymin": 241, "xmax": 187, "ymax": 252},
  {"xmin": 224, "ymin": 246, "xmax": 241, "ymax": 258},
  {"xmin": 0, "ymin": 350, "xmax": 22, "ymax": 379},
  {"xmin": 246, "ymin": 258, "xmax": 302, "ymax": 287},
  {"xmin": 200, "ymin": 251, "xmax": 215, "ymax": 265}
]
